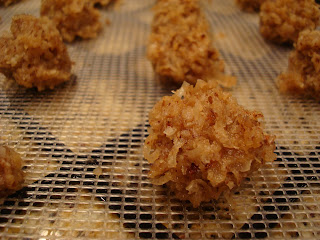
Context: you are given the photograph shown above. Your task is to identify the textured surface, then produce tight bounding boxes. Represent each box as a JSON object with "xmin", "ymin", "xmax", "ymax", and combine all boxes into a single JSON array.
[
  {"xmin": 0, "ymin": 14, "xmax": 72, "ymax": 91},
  {"xmin": 0, "ymin": 0, "xmax": 319, "ymax": 239},
  {"xmin": 144, "ymin": 80, "xmax": 276, "ymax": 207}
]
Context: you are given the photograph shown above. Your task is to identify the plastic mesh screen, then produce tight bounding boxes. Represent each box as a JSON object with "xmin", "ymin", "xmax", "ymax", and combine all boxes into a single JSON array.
[{"xmin": 0, "ymin": 0, "xmax": 320, "ymax": 239}]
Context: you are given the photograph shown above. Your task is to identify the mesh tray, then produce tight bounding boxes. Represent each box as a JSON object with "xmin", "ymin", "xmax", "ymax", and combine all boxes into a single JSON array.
[{"xmin": 0, "ymin": 0, "xmax": 320, "ymax": 239}]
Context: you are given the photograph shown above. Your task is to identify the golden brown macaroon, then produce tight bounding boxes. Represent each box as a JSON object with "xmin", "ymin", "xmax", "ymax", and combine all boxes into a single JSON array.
[
  {"xmin": 278, "ymin": 30, "xmax": 320, "ymax": 99},
  {"xmin": 144, "ymin": 80, "xmax": 276, "ymax": 207},
  {"xmin": 0, "ymin": 0, "xmax": 21, "ymax": 6},
  {"xmin": 259, "ymin": 0, "xmax": 320, "ymax": 44},
  {"xmin": 41, "ymin": 0, "xmax": 102, "ymax": 42},
  {"xmin": 235, "ymin": 0, "xmax": 265, "ymax": 12},
  {"xmin": 147, "ymin": 0, "xmax": 235, "ymax": 88},
  {"xmin": 0, "ymin": 15, "xmax": 72, "ymax": 91},
  {"xmin": 0, "ymin": 146, "xmax": 24, "ymax": 198}
]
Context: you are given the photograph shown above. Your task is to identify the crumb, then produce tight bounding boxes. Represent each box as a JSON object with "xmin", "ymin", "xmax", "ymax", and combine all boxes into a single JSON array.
[
  {"xmin": 70, "ymin": 74, "xmax": 77, "ymax": 85},
  {"xmin": 235, "ymin": 0, "xmax": 265, "ymax": 12},
  {"xmin": 144, "ymin": 80, "xmax": 276, "ymax": 207},
  {"xmin": 260, "ymin": 0, "xmax": 320, "ymax": 44},
  {"xmin": 41, "ymin": 0, "xmax": 102, "ymax": 42},
  {"xmin": 278, "ymin": 30, "xmax": 320, "ymax": 99},
  {"xmin": 93, "ymin": 166, "xmax": 102, "ymax": 177},
  {"xmin": 147, "ymin": 0, "xmax": 235, "ymax": 88},
  {"xmin": 105, "ymin": 17, "xmax": 110, "ymax": 25},
  {"xmin": 0, "ymin": 0, "xmax": 21, "ymax": 6},
  {"xmin": 0, "ymin": 146, "xmax": 24, "ymax": 198},
  {"xmin": 215, "ymin": 32, "xmax": 226, "ymax": 39},
  {"xmin": 0, "ymin": 15, "xmax": 72, "ymax": 91}
]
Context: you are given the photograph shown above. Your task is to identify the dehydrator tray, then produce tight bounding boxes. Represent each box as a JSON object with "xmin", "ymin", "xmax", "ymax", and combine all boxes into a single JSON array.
[{"xmin": 0, "ymin": 0, "xmax": 320, "ymax": 239}]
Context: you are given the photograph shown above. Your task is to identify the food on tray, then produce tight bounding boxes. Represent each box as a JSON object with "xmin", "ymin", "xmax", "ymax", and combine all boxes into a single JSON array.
[
  {"xmin": 235, "ymin": 0, "xmax": 265, "ymax": 12},
  {"xmin": 0, "ymin": 146, "xmax": 24, "ymax": 198},
  {"xmin": 41, "ymin": 0, "xmax": 102, "ymax": 42},
  {"xmin": 144, "ymin": 80, "xmax": 276, "ymax": 207},
  {"xmin": 277, "ymin": 30, "xmax": 320, "ymax": 99},
  {"xmin": 259, "ymin": 0, "xmax": 320, "ymax": 44},
  {"xmin": 0, "ymin": 15, "xmax": 72, "ymax": 91},
  {"xmin": 147, "ymin": 0, "xmax": 235, "ymax": 87}
]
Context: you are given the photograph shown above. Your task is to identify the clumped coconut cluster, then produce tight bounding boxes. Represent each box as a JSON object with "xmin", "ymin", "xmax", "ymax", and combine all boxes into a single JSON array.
[
  {"xmin": 259, "ymin": 0, "xmax": 320, "ymax": 44},
  {"xmin": 278, "ymin": 30, "xmax": 320, "ymax": 99},
  {"xmin": 148, "ymin": 0, "xmax": 235, "ymax": 87},
  {"xmin": 0, "ymin": 15, "xmax": 72, "ymax": 91},
  {"xmin": 144, "ymin": 80, "xmax": 276, "ymax": 207},
  {"xmin": 41, "ymin": 0, "xmax": 102, "ymax": 42},
  {"xmin": 0, "ymin": 146, "xmax": 24, "ymax": 198}
]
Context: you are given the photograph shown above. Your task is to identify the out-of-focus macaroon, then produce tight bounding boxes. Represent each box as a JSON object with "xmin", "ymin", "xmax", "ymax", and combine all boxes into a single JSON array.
[
  {"xmin": 278, "ymin": 30, "xmax": 320, "ymax": 99},
  {"xmin": 0, "ymin": 15, "xmax": 72, "ymax": 91},
  {"xmin": 260, "ymin": 0, "xmax": 320, "ymax": 44},
  {"xmin": 41, "ymin": 0, "xmax": 102, "ymax": 42},
  {"xmin": 147, "ymin": 0, "xmax": 236, "ymax": 88},
  {"xmin": 0, "ymin": 146, "xmax": 24, "ymax": 198}
]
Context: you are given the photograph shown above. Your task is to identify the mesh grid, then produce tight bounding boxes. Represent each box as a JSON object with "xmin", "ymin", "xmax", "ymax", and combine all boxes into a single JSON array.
[{"xmin": 0, "ymin": 0, "xmax": 320, "ymax": 239}]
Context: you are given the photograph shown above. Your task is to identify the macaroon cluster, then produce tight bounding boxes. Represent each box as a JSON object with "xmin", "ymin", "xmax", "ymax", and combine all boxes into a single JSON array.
[
  {"xmin": 41, "ymin": 0, "xmax": 102, "ymax": 42},
  {"xmin": 0, "ymin": 15, "xmax": 72, "ymax": 91},
  {"xmin": 148, "ymin": 0, "xmax": 235, "ymax": 87},
  {"xmin": 278, "ymin": 30, "xmax": 320, "ymax": 99},
  {"xmin": 259, "ymin": 0, "xmax": 320, "ymax": 44},
  {"xmin": 0, "ymin": 146, "xmax": 24, "ymax": 198},
  {"xmin": 144, "ymin": 80, "xmax": 276, "ymax": 207}
]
